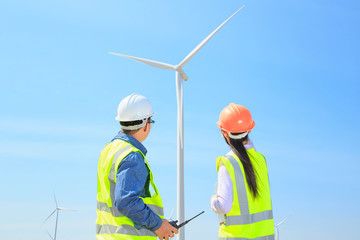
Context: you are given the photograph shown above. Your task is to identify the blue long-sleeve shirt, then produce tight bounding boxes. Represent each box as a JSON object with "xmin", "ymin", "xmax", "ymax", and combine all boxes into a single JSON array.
[{"xmin": 112, "ymin": 132, "xmax": 162, "ymax": 231}]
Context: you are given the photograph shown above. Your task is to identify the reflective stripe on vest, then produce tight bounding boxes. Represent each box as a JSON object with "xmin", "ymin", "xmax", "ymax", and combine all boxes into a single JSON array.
[
  {"xmin": 96, "ymin": 224, "xmax": 156, "ymax": 236},
  {"xmin": 99, "ymin": 145, "xmax": 132, "ymax": 218},
  {"xmin": 96, "ymin": 140, "xmax": 163, "ymax": 239},
  {"xmin": 219, "ymin": 236, "xmax": 275, "ymax": 240},
  {"xmin": 224, "ymin": 155, "xmax": 273, "ymax": 226},
  {"xmin": 97, "ymin": 201, "xmax": 163, "ymax": 219}
]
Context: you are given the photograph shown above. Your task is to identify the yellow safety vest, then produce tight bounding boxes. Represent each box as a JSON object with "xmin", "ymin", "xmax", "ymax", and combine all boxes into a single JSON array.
[
  {"xmin": 96, "ymin": 139, "xmax": 164, "ymax": 240},
  {"xmin": 216, "ymin": 148, "xmax": 275, "ymax": 240}
]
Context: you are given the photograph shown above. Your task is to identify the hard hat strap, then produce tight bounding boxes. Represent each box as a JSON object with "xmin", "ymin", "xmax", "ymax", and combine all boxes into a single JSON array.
[{"xmin": 227, "ymin": 131, "xmax": 248, "ymax": 139}]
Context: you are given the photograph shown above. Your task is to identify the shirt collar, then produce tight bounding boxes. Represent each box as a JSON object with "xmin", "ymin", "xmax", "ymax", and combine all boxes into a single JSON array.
[
  {"xmin": 112, "ymin": 131, "xmax": 147, "ymax": 155},
  {"xmin": 244, "ymin": 138, "xmax": 255, "ymax": 150}
]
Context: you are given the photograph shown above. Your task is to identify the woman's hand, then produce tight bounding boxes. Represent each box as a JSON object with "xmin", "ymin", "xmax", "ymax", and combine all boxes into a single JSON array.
[{"xmin": 210, "ymin": 194, "xmax": 219, "ymax": 212}]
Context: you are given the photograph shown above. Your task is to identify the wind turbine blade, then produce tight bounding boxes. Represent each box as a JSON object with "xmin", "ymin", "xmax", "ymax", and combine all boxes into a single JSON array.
[
  {"xmin": 275, "ymin": 215, "xmax": 291, "ymax": 227},
  {"xmin": 43, "ymin": 209, "xmax": 56, "ymax": 224},
  {"xmin": 176, "ymin": 72, "xmax": 184, "ymax": 149},
  {"xmin": 169, "ymin": 207, "xmax": 175, "ymax": 220},
  {"xmin": 53, "ymin": 194, "xmax": 58, "ymax": 208},
  {"xmin": 178, "ymin": 5, "xmax": 245, "ymax": 68},
  {"xmin": 47, "ymin": 231, "xmax": 54, "ymax": 240},
  {"xmin": 57, "ymin": 207, "xmax": 76, "ymax": 211},
  {"xmin": 109, "ymin": 52, "xmax": 176, "ymax": 70},
  {"xmin": 178, "ymin": 69, "xmax": 188, "ymax": 81}
]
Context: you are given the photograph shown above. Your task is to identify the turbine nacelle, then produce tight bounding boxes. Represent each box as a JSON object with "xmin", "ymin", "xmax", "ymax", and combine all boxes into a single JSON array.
[{"xmin": 56, "ymin": 207, "xmax": 70, "ymax": 211}]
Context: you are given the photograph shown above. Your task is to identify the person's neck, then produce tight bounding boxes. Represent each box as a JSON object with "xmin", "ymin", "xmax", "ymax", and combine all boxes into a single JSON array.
[
  {"xmin": 130, "ymin": 130, "xmax": 149, "ymax": 143},
  {"xmin": 128, "ymin": 133, "xmax": 143, "ymax": 143}
]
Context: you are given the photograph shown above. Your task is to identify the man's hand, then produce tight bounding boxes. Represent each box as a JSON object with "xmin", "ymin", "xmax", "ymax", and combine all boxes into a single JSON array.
[{"xmin": 154, "ymin": 219, "xmax": 178, "ymax": 240}]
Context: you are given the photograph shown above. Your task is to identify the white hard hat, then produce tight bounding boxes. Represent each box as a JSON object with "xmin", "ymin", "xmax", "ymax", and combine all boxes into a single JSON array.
[{"xmin": 116, "ymin": 93, "xmax": 154, "ymax": 129}]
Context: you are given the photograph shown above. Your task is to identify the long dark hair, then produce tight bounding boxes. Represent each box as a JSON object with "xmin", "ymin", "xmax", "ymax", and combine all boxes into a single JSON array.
[{"xmin": 225, "ymin": 133, "xmax": 259, "ymax": 198}]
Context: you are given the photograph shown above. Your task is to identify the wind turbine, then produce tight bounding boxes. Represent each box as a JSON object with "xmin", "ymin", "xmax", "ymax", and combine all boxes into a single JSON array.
[
  {"xmin": 275, "ymin": 215, "xmax": 291, "ymax": 240},
  {"xmin": 110, "ymin": 6, "xmax": 244, "ymax": 240},
  {"xmin": 43, "ymin": 195, "xmax": 72, "ymax": 240}
]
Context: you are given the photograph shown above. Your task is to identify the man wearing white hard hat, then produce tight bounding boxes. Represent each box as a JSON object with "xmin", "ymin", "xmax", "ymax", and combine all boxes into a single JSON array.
[{"xmin": 96, "ymin": 93, "xmax": 178, "ymax": 240}]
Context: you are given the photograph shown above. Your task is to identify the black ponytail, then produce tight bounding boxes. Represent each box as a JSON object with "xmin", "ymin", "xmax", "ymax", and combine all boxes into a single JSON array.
[{"xmin": 225, "ymin": 134, "xmax": 259, "ymax": 198}]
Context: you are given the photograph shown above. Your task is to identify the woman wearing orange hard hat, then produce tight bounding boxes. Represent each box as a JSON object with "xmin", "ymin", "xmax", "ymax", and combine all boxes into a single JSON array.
[{"xmin": 210, "ymin": 103, "xmax": 275, "ymax": 240}]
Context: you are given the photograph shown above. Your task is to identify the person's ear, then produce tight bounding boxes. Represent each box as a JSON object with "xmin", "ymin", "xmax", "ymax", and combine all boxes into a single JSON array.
[
  {"xmin": 143, "ymin": 123, "xmax": 148, "ymax": 132},
  {"xmin": 222, "ymin": 130, "xmax": 230, "ymax": 143}
]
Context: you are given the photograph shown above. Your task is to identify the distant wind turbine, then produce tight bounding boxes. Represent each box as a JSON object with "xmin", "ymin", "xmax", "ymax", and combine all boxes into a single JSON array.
[
  {"xmin": 110, "ymin": 6, "xmax": 244, "ymax": 240},
  {"xmin": 275, "ymin": 215, "xmax": 291, "ymax": 240},
  {"xmin": 43, "ymin": 195, "xmax": 72, "ymax": 240}
]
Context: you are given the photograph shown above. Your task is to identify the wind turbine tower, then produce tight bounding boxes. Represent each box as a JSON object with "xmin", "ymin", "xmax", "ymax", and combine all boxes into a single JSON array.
[{"xmin": 110, "ymin": 6, "xmax": 245, "ymax": 240}]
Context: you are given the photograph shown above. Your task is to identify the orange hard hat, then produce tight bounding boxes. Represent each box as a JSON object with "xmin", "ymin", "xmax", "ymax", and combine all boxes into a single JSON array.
[{"xmin": 217, "ymin": 103, "xmax": 255, "ymax": 133}]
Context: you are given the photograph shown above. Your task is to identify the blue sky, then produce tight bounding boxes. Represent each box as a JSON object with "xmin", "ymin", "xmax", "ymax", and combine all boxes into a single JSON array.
[{"xmin": 1, "ymin": 0, "xmax": 359, "ymax": 239}]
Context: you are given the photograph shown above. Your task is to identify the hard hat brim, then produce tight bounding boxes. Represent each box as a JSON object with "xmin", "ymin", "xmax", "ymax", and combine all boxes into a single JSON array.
[
  {"xmin": 217, "ymin": 120, "xmax": 255, "ymax": 133},
  {"xmin": 115, "ymin": 112, "xmax": 154, "ymax": 122}
]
